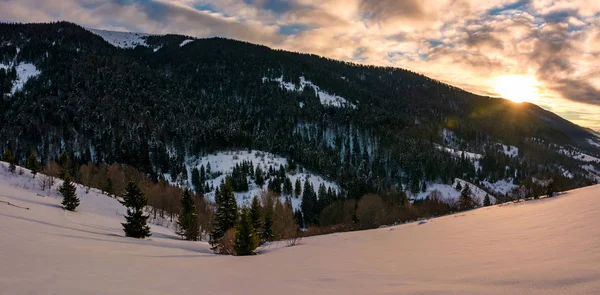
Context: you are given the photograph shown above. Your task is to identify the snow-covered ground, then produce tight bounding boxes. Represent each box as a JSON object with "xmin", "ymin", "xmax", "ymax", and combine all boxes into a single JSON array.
[
  {"xmin": 0, "ymin": 62, "xmax": 41, "ymax": 94},
  {"xmin": 87, "ymin": 28, "xmax": 152, "ymax": 49},
  {"xmin": 263, "ymin": 75, "xmax": 357, "ymax": 108},
  {"xmin": 481, "ymin": 179, "xmax": 518, "ymax": 195},
  {"xmin": 179, "ymin": 39, "xmax": 194, "ymax": 47},
  {"xmin": 558, "ymin": 147, "xmax": 600, "ymax": 163},
  {"xmin": 434, "ymin": 144, "xmax": 483, "ymax": 161},
  {"xmin": 183, "ymin": 150, "xmax": 339, "ymax": 210},
  {"xmin": 587, "ymin": 138, "xmax": 600, "ymax": 148},
  {"xmin": 500, "ymin": 144, "xmax": 519, "ymax": 158},
  {"xmin": 413, "ymin": 178, "xmax": 496, "ymax": 205},
  {"xmin": 2, "ymin": 161, "xmax": 599, "ymax": 294}
]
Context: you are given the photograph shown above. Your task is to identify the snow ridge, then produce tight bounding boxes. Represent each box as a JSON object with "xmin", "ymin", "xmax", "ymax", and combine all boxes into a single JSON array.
[{"xmin": 87, "ymin": 28, "xmax": 151, "ymax": 49}]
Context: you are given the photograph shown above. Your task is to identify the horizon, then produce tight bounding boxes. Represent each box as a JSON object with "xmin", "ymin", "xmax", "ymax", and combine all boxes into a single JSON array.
[{"xmin": 1, "ymin": 0, "xmax": 600, "ymax": 132}]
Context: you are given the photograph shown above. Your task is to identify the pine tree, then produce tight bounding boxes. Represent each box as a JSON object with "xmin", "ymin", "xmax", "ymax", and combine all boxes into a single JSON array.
[
  {"xmin": 120, "ymin": 181, "xmax": 151, "ymax": 239},
  {"xmin": 283, "ymin": 177, "xmax": 293, "ymax": 196},
  {"xmin": 191, "ymin": 167, "xmax": 200, "ymax": 191},
  {"xmin": 234, "ymin": 207, "xmax": 258, "ymax": 256},
  {"xmin": 261, "ymin": 206, "xmax": 274, "ymax": 243},
  {"xmin": 483, "ymin": 194, "xmax": 491, "ymax": 206},
  {"xmin": 26, "ymin": 151, "xmax": 40, "ymax": 178},
  {"xmin": 206, "ymin": 162, "xmax": 212, "ymax": 176},
  {"xmin": 210, "ymin": 177, "xmax": 238, "ymax": 253},
  {"xmin": 301, "ymin": 180, "xmax": 318, "ymax": 225},
  {"xmin": 58, "ymin": 151, "xmax": 70, "ymax": 180},
  {"xmin": 59, "ymin": 173, "xmax": 80, "ymax": 211},
  {"xmin": 455, "ymin": 181, "xmax": 462, "ymax": 191},
  {"xmin": 255, "ymin": 166, "xmax": 265, "ymax": 187},
  {"xmin": 3, "ymin": 148, "xmax": 16, "ymax": 173},
  {"xmin": 176, "ymin": 189, "xmax": 200, "ymax": 241},
  {"xmin": 294, "ymin": 178, "xmax": 302, "ymax": 198},
  {"xmin": 546, "ymin": 180, "xmax": 555, "ymax": 198},
  {"xmin": 250, "ymin": 196, "xmax": 262, "ymax": 235},
  {"xmin": 458, "ymin": 185, "xmax": 476, "ymax": 211}
]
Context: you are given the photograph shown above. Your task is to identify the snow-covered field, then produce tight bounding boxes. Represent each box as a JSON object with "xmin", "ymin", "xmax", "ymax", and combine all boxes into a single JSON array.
[
  {"xmin": 2, "ymin": 162, "xmax": 600, "ymax": 294},
  {"xmin": 87, "ymin": 28, "xmax": 152, "ymax": 49},
  {"xmin": 183, "ymin": 150, "xmax": 339, "ymax": 210}
]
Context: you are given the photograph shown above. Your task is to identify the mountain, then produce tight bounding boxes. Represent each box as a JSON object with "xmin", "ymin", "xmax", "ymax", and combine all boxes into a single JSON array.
[
  {"xmin": 2, "ymin": 161, "xmax": 599, "ymax": 294},
  {"xmin": 0, "ymin": 21, "xmax": 598, "ymax": 204}
]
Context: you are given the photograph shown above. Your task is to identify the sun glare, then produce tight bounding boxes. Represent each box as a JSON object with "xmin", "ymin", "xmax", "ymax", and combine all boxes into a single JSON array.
[{"xmin": 493, "ymin": 75, "xmax": 538, "ymax": 103}]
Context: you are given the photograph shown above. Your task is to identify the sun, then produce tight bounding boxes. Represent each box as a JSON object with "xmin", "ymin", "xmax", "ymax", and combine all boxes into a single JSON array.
[{"xmin": 493, "ymin": 75, "xmax": 538, "ymax": 103}]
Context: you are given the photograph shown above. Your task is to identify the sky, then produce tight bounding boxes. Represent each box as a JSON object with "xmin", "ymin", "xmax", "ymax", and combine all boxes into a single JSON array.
[{"xmin": 1, "ymin": 0, "xmax": 600, "ymax": 132}]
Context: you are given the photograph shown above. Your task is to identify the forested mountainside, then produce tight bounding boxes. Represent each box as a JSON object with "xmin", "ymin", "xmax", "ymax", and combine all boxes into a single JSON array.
[{"xmin": 1, "ymin": 21, "xmax": 599, "ymax": 202}]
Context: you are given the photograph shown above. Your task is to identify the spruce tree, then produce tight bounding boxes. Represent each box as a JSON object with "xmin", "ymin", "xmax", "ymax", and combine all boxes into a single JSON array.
[
  {"xmin": 546, "ymin": 180, "xmax": 555, "ymax": 198},
  {"xmin": 59, "ymin": 173, "xmax": 80, "ymax": 211},
  {"xmin": 176, "ymin": 189, "xmax": 200, "ymax": 241},
  {"xmin": 255, "ymin": 166, "xmax": 265, "ymax": 187},
  {"xmin": 250, "ymin": 196, "xmax": 262, "ymax": 235},
  {"xmin": 234, "ymin": 207, "xmax": 258, "ymax": 256},
  {"xmin": 120, "ymin": 181, "xmax": 151, "ymax": 239},
  {"xmin": 58, "ymin": 151, "xmax": 70, "ymax": 180},
  {"xmin": 283, "ymin": 177, "xmax": 293, "ymax": 196},
  {"xmin": 210, "ymin": 177, "xmax": 238, "ymax": 253},
  {"xmin": 191, "ymin": 167, "xmax": 200, "ymax": 191},
  {"xmin": 458, "ymin": 185, "xmax": 476, "ymax": 211},
  {"xmin": 294, "ymin": 178, "xmax": 302, "ymax": 198},
  {"xmin": 26, "ymin": 151, "xmax": 40, "ymax": 178},
  {"xmin": 2, "ymin": 148, "xmax": 13, "ymax": 163},
  {"xmin": 301, "ymin": 180, "xmax": 318, "ymax": 225},
  {"xmin": 3, "ymin": 148, "xmax": 16, "ymax": 173},
  {"xmin": 455, "ymin": 181, "xmax": 462, "ymax": 191},
  {"xmin": 261, "ymin": 206, "xmax": 274, "ymax": 243},
  {"xmin": 483, "ymin": 194, "xmax": 491, "ymax": 206}
]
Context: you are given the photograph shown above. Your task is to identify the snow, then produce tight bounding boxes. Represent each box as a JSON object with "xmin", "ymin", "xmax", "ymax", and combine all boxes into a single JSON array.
[
  {"xmin": 558, "ymin": 147, "xmax": 600, "ymax": 163},
  {"xmin": 454, "ymin": 178, "xmax": 495, "ymax": 204},
  {"xmin": 0, "ymin": 62, "xmax": 41, "ymax": 94},
  {"xmin": 500, "ymin": 144, "xmax": 519, "ymax": 158},
  {"xmin": 184, "ymin": 150, "xmax": 339, "ymax": 210},
  {"xmin": 264, "ymin": 75, "xmax": 357, "ymax": 109},
  {"xmin": 482, "ymin": 179, "xmax": 518, "ymax": 195},
  {"xmin": 581, "ymin": 164, "xmax": 600, "ymax": 182},
  {"xmin": 179, "ymin": 39, "xmax": 194, "ymax": 47},
  {"xmin": 413, "ymin": 178, "xmax": 496, "ymax": 205},
  {"xmin": 3, "ymin": 160, "xmax": 600, "ymax": 294},
  {"xmin": 434, "ymin": 144, "xmax": 483, "ymax": 161},
  {"xmin": 87, "ymin": 28, "xmax": 151, "ymax": 49},
  {"xmin": 413, "ymin": 182, "xmax": 460, "ymax": 201},
  {"xmin": 587, "ymin": 138, "xmax": 600, "ymax": 148}
]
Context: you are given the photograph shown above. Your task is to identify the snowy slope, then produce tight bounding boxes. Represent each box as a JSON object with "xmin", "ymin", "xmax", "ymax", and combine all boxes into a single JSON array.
[
  {"xmin": 0, "ymin": 62, "xmax": 41, "ymax": 94},
  {"xmin": 586, "ymin": 138, "xmax": 600, "ymax": 148},
  {"xmin": 413, "ymin": 178, "xmax": 497, "ymax": 205},
  {"xmin": 263, "ymin": 75, "xmax": 357, "ymax": 108},
  {"xmin": 2, "ymin": 161, "xmax": 600, "ymax": 294},
  {"xmin": 184, "ymin": 150, "xmax": 339, "ymax": 210},
  {"xmin": 434, "ymin": 144, "xmax": 483, "ymax": 160},
  {"xmin": 87, "ymin": 28, "xmax": 152, "ymax": 49},
  {"xmin": 558, "ymin": 147, "xmax": 600, "ymax": 163},
  {"xmin": 179, "ymin": 39, "xmax": 194, "ymax": 47}
]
